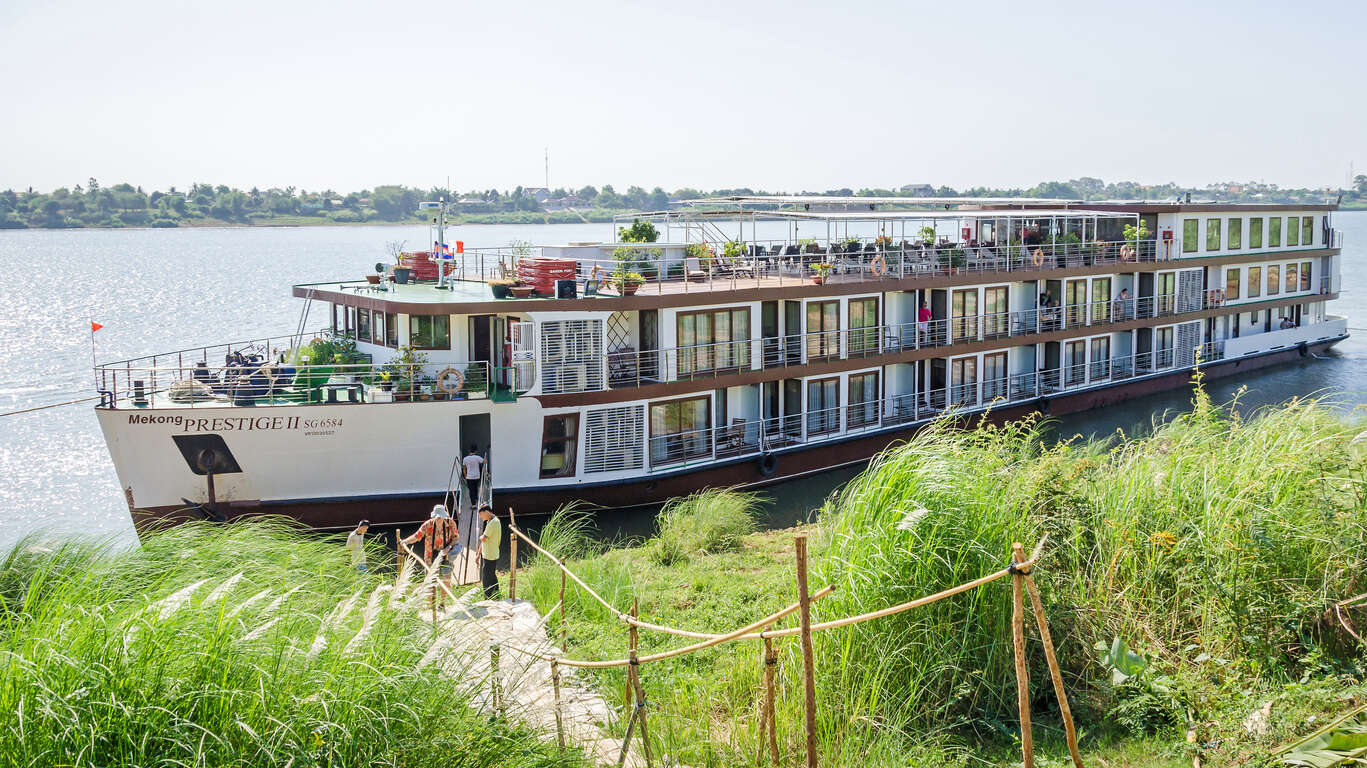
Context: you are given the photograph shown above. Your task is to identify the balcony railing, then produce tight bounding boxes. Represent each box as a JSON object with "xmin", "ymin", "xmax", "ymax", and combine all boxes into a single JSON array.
[
  {"xmin": 605, "ymin": 288, "xmax": 1272, "ymax": 389},
  {"xmin": 646, "ymin": 341, "xmax": 1227, "ymax": 470}
]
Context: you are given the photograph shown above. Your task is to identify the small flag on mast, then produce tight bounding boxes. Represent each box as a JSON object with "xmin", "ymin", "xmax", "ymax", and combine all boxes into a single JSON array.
[{"xmin": 90, "ymin": 321, "xmax": 104, "ymax": 332}]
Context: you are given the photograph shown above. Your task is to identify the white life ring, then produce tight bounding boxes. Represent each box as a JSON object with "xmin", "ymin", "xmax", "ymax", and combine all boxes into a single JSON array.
[
  {"xmin": 1031, "ymin": 248, "xmax": 1045, "ymax": 267},
  {"xmin": 435, "ymin": 367, "xmax": 465, "ymax": 395}
]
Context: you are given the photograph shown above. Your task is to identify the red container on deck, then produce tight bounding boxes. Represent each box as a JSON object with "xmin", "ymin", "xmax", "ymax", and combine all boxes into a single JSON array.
[
  {"xmin": 517, "ymin": 257, "xmax": 577, "ymax": 295},
  {"xmin": 400, "ymin": 251, "xmax": 443, "ymax": 282}
]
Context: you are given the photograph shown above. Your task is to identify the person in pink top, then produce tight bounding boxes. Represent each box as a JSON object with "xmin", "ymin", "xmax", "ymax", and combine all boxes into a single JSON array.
[{"xmin": 917, "ymin": 301, "xmax": 932, "ymax": 341}]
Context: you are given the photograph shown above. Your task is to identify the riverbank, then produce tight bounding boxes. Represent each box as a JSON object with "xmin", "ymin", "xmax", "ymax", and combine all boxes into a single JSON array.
[
  {"xmin": 517, "ymin": 390, "xmax": 1367, "ymax": 766},
  {"xmin": 0, "ymin": 208, "xmax": 631, "ymax": 230}
]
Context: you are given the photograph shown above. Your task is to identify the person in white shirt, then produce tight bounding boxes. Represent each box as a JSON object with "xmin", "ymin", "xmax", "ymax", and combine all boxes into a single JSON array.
[
  {"xmin": 345, "ymin": 520, "xmax": 369, "ymax": 573},
  {"xmin": 462, "ymin": 445, "xmax": 485, "ymax": 508}
]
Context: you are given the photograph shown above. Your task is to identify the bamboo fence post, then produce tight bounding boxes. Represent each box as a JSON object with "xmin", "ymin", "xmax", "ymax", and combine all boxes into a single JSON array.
[
  {"xmin": 761, "ymin": 636, "xmax": 780, "ymax": 766},
  {"xmin": 629, "ymin": 599, "xmax": 654, "ymax": 767},
  {"xmin": 560, "ymin": 569, "xmax": 568, "ymax": 650},
  {"xmin": 1011, "ymin": 542, "xmax": 1034, "ymax": 768},
  {"xmin": 1018, "ymin": 550, "xmax": 1084, "ymax": 768},
  {"xmin": 509, "ymin": 533, "xmax": 519, "ymax": 601},
  {"xmin": 552, "ymin": 659, "xmax": 566, "ymax": 748},
  {"xmin": 796, "ymin": 535, "xmax": 818, "ymax": 768},
  {"xmin": 490, "ymin": 643, "xmax": 502, "ymax": 714},
  {"xmin": 394, "ymin": 527, "xmax": 402, "ymax": 577}
]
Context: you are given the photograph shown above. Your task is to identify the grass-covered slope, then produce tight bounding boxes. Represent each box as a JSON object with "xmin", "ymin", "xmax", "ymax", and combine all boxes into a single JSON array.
[
  {"xmin": 524, "ymin": 395, "xmax": 1367, "ymax": 766},
  {"xmin": 0, "ymin": 521, "xmax": 585, "ymax": 768}
]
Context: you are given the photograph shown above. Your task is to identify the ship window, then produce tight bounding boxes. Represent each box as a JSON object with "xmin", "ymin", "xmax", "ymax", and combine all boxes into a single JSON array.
[
  {"xmin": 357, "ymin": 309, "xmax": 371, "ymax": 342},
  {"xmin": 1269, "ymin": 216, "xmax": 1282, "ymax": 247},
  {"xmin": 331, "ymin": 303, "xmax": 340, "ymax": 334},
  {"xmin": 410, "ymin": 314, "xmax": 450, "ymax": 350},
  {"xmin": 806, "ymin": 377, "xmax": 840, "ymax": 436},
  {"xmin": 1285, "ymin": 263, "xmax": 1298, "ymax": 293},
  {"xmin": 1249, "ymin": 217, "xmax": 1263, "ymax": 249},
  {"xmin": 847, "ymin": 371, "xmax": 880, "ymax": 428},
  {"xmin": 1227, "ymin": 218, "xmax": 1241, "ymax": 250},
  {"xmin": 650, "ymin": 396, "xmax": 711, "ymax": 465},
  {"xmin": 1300, "ymin": 261, "xmax": 1313, "ymax": 291},
  {"xmin": 1225, "ymin": 268, "xmax": 1241, "ymax": 301},
  {"xmin": 1205, "ymin": 218, "xmax": 1221, "ymax": 251},
  {"xmin": 677, "ymin": 307, "xmax": 750, "ymax": 375},
  {"xmin": 1090, "ymin": 337, "xmax": 1111, "ymax": 380},
  {"xmin": 1182, "ymin": 219, "xmax": 1199, "ymax": 253},
  {"xmin": 384, "ymin": 313, "xmax": 398, "ymax": 347},
  {"xmin": 806, "ymin": 301, "xmax": 840, "ymax": 360},
  {"xmin": 848, "ymin": 298, "xmax": 880, "ymax": 354},
  {"xmin": 1286, "ymin": 217, "xmax": 1299, "ymax": 246},
  {"xmin": 982, "ymin": 352, "xmax": 1008, "ymax": 400},
  {"xmin": 1302, "ymin": 216, "xmax": 1314, "ymax": 246},
  {"xmin": 1247, "ymin": 266, "xmax": 1261, "ymax": 298},
  {"xmin": 540, "ymin": 414, "xmax": 579, "ymax": 478},
  {"xmin": 1267, "ymin": 265, "xmax": 1280, "ymax": 296}
]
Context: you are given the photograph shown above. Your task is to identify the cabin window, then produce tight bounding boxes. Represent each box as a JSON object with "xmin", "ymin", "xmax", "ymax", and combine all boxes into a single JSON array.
[
  {"xmin": 805, "ymin": 301, "xmax": 840, "ymax": 360},
  {"xmin": 1269, "ymin": 216, "xmax": 1282, "ymax": 247},
  {"xmin": 677, "ymin": 307, "xmax": 749, "ymax": 375},
  {"xmin": 1302, "ymin": 216, "xmax": 1314, "ymax": 246},
  {"xmin": 343, "ymin": 307, "xmax": 356, "ymax": 338},
  {"xmin": 1286, "ymin": 217, "xmax": 1299, "ymax": 246},
  {"xmin": 1300, "ymin": 261, "xmax": 1313, "ymax": 292},
  {"xmin": 1090, "ymin": 278, "xmax": 1111, "ymax": 323},
  {"xmin": 982, "ymin": 352, "xmax": 1008, "ymax": 400},
  {"xmin": 1182, "ymin": 220, "xmax": 1198, "ymax": 253},
  {"xmin": 1247, "ymin": 266, "xmax": 1262, "ymax": 298},
  {"xmin": 1064, "ymin": 341, "xmax": 1087, "ymax": 386},
  {"xmin": 950, "ymin": 357, "xmax": 979, "ymax": 405},
  {"xmin": 1156, "ymin": 327, "xmax": 1174, "ymax": 368},
  {"xmin": 848, "ymin": 298, "xmax": 880, "ymax": 355},
  {"xmin": 983, "ymin": 286, "xmax": 1009, "ymax": 338},
  {"xmin": 951, "ymin": 289, "xmax": 979, "ymax": 340},
  {"xmin": 331, "ymin": 303, "xmax": 340, "ymax": 334},
  {"xmin": 384, "ymin": 313, "xmax": 398, "ymax": 347},
  {"xmin": 847, "ymin": 371, "xmax": 880, "ymax": 428},
  {"xmin": 1090, "ymin": 337, "xmax": 1111, "ymax": 380},
  {"xmin": 1226, "ymin": 219, "xmax": 1241, "ymax": 250},
  {"xmin": 410, "ymin": 314, "xmax": 450, "ymax": 350},
  {"xmin": 1205, "ymin": 219, "xmax": 1221, "ymax": 251},
  {"xmin": 540, "ymin": 414, "xmax": 579, "ymax": 478},
  {"xmin": 1225, "ymin": 268, "xmax": 1241, "ymax": 301},
  {"xmin": 1266, "ymin": 265, "xmax": 1280, "ymax": 296},
  {"xmin": 357, "ymin": 309, "xmax": 371, "ymax": 342},
  {"xmin": 649, "ymin": 396, "xmax": 710, "ymax": 465},
  {"xmin": 1284, "ymin": 264, "xmax": 1298, "ymax": 294},
  {"xmin": 806, "ymin": 377, "xmax": 840, "ymax": 436},
  {"xmin": 1249, "ymin": 218, "xmax": 1263, "ymax": 249}
]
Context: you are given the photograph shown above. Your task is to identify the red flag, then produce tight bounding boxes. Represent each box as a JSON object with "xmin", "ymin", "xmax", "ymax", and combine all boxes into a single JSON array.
[
  {"xmin": 455, "ymin": 240, "xmax": 464, "ymax": 254},
  {"xmin": 90, "ymin": 321, "xmax": 103, "ymax": 332}
]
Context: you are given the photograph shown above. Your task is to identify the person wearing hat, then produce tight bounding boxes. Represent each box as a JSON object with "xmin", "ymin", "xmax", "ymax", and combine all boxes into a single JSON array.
[
  {"xmin": 401, "ymin": 504, "xmax": 460, "ymax": 603},
  {"xmin": 476, "ymin": 504, "xmax": 501, "ymax": 600}
]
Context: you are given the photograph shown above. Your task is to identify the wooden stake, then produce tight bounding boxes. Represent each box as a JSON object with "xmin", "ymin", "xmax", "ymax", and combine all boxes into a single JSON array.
[
  {"xmin": 552, "ymin": 659, "xmax": 565, "ymax": 748},
  {"xmin": 796, "ymin": 535, "xmax": 817, "ymax": 768},
  {"xmin": 490, "ymin": 644, "xmax": 502, "ymax": 714},
  {"xmin": 560, "ymin": 569, "xmax": 568, "ymax": 650},
  {"xmin": 1019, "ymin": 558, "xmax": 1084, "ymax": 768},
  {"xmin": 1011, "ymin": 542, "xmax": 1034, "ymax": 768},
  {"xmin": 394, "ymin": 527, "xmax": 402, "ymax": 577},
  {"xmin": 761, "ymin": 636, "xmax": 780, "ymax": 766},
  {"xmin": 509, "ymin": 532, "xmax": 519, "ymax": 601},
  {"xmin": 630, "ymin": 599, "xmax": 654, "ymax": 766}
]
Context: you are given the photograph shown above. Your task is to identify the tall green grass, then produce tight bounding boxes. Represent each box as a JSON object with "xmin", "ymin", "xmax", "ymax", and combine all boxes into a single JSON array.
[{"xmin": 0, "ymin": 520, "xmax": 586, "ymax": 767}]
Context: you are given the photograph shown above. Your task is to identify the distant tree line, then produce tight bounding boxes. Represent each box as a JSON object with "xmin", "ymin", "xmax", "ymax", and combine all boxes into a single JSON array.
[{"xmin": 0, "ymin": 176, "xmax": 1354, "ymax": 230}]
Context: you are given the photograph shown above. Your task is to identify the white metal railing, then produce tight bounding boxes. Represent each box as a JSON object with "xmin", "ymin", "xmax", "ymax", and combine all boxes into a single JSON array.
[
  {"xmin": 96, "ymin": 358, "xmax": 506, "ymax": 409},
  {"xmin": 604, "ymin": 290, "xmax": 1269, "ymax": 389},
  {"xmin": 646, "ymin": 341, "xmax": 1228, "ymax": 470}
]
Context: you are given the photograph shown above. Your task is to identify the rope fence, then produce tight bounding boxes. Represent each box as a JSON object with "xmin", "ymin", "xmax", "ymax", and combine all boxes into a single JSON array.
[{"xmin": 398, "ymin": 509, "xmax": 1078, "ymax": 768}]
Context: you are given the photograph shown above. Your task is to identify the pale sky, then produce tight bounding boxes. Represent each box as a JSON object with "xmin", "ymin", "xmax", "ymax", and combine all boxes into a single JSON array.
[{"xmin": 2, "ymin": 0, "xmax": 1363, "ymax": 194}]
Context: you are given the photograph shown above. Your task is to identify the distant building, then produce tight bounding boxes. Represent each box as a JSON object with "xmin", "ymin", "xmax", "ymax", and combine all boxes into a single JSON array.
[
  {"xmin": 900, "ymin": 184, "xmax": 935, "ymax": 196},
  {"xmin": 523, "ymin": 187, "xmax": 551, "ymax": 203}
]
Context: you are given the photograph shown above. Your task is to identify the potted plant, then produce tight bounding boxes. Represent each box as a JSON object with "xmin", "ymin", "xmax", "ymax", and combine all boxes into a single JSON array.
[
  {"xmin": 463, "ymin": 363, "xmax": 488, "ymax": 399},
  {"xmin": 509, "ymin": 280, "xmax": 535, "ymax": 298},
  {"xmin": 811, "ymin": 263, "xmax": 834, "ymax": 285},
  {"xmin": 489, "ymin": 278, "xmax": 515, "ymax": 299},
  {"xmin": 614, "ymin": 271, "xmax": 645, "ymax": 295},
  {"xmin": 365, "ymin": 273, "xmax": 382, "ymax": 285},
  {"xmin": 392, "ymin": 263, "xmax": 412, "ymax": 284},
  {"xmin": 917, "ymin": 226, "xmax": 937, "ymax": 245},
  {"xmin": 381, "ymin": 345, "xmax": 428, "ymax": 402}
]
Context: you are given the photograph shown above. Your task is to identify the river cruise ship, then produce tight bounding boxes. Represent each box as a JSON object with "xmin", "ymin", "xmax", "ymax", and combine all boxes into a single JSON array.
[{"xmin": 95, "ymin": 197, "xmax": 1347, "ymax": 534}]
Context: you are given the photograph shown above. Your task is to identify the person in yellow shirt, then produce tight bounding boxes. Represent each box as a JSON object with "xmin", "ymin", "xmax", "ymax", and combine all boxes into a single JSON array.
[{"xmin": 476, "ymin": 505, "xmax": 501, "ymax": 599}]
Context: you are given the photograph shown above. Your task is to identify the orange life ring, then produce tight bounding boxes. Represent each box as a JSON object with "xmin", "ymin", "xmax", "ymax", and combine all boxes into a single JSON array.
[
  {"xmin": 1120, "ymin": 244, "xmax": 1135, "ymax": 261},
  {"xmin": 436, "ymin": 367, "xmax": 465, "ymax": 395},
  {"xmin": 870, "ymin": 254, "xmax": 887, "ymax": 277},
  {"xmin": 1031, "ymin": 248, "xmax": 1045, "ymax": 267}
]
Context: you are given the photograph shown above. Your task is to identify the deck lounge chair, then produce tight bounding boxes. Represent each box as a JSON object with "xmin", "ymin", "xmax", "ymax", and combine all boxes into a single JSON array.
[{"xmin": 684, "ymin": 257, "xmax": 707, "ymax": 281}]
